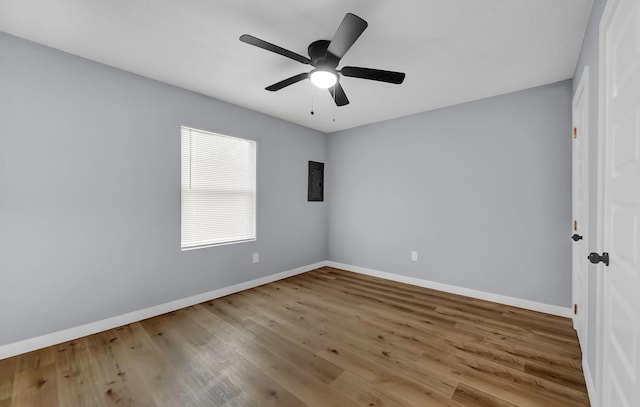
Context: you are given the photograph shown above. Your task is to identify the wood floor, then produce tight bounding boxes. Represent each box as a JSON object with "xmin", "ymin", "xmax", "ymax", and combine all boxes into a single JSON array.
[{"xmin": 0, "ymin": 267, "xmax": 589, "ymax": 406}]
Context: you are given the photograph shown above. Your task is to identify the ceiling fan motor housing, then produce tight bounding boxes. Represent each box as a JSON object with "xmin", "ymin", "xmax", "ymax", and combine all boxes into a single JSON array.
[{"xmin": 308, "ymin": 40, "xmax": 339, "ymax": 69}]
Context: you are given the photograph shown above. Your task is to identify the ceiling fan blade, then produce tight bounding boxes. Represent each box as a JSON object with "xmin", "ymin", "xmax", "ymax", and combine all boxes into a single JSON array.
[
  {"xmin": 328, "ymin": 82, "xmax": 349, "ymax": 106},
  {"xmin": 240, "ymin": 34, "xmax": 311, "ymax": 64},
  {"xmin": 327, "ymin": 13, "xmax": 368, "ymax": 59},
  {"xmin": 265, "ymin": 73, "xmax": 309, "ymax": 91},
  {"xmin": 340, "ymin": 66, "xmax": 405, "ymax": 84}
]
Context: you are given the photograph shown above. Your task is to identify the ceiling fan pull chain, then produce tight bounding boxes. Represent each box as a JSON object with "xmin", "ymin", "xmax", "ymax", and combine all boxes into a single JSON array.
[
  {"xmin": 310, "ymin": 81, "xmax": 315, "ymax": 115},
  {"xmin": 333, "ymin": 87, "xmax": 336, "ymax": 122}
]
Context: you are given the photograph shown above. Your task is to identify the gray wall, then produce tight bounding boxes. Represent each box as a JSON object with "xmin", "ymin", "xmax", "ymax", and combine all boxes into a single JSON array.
[
  {"xmin": 1, "ymin": 25, "xmax": 580, "ymax": 349},
  {"xmin": 0, "ymin": 32, "xmax": 328, "ymax": 346},
  {"xmin": 327, "ymin": 80, "xmax": 573, "ymax": 307},
  {"xmin": 572, "ymin": 0, "xmax": 608, "ymax": 387}
]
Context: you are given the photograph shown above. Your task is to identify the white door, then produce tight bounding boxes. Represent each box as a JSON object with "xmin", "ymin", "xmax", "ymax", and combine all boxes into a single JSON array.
[
  {"xmin": 598, "ymin": 0, "xmax": 640, "ymax": 405},
  {"xmin": 572, "ymin": 67, "xmax": 589, "ymax": 349}
]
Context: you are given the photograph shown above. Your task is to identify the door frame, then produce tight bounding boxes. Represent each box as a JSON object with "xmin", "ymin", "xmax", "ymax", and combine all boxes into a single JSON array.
[
  {"xmin": 572, "ymin": 65, "xmax": 589, "ymax": 347},
  {"xmin": 594, "ymin": 2, "xmax": 609, "ymax": 404}
]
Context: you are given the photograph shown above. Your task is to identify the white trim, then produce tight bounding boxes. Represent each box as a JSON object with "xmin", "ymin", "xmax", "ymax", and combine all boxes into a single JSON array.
[
  {"xmin": 0, "ymin": 259, "xmax": 576, "ymax": 360},
  {"xmin": 180, "ymin": 238, "xmax": 257, "ymax": 251},
  {"xmin": 571, "ymin": 64, "xmax": 590, "ymax": 350},
  {"xmin": 326, "ymin": 261, "xmax": 573, "ymax": 318},
  {"xmin": 0, "ymin": 261, "xmax": 326, "ymax": 360},
  {"xmin": 583, "ymin": 356, "xmax": 597, "ymax": 407},
  {"xmin": 593, "ymin": 1, "xmax": 618, "ymax": 405}
]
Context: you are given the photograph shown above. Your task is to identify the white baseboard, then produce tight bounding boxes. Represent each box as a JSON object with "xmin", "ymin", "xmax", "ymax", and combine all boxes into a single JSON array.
[
  {"xmin": 325, "ymin": 261, "xmax": 573, "ymax": 318},
  {"xmin": 0, "ymin": 261, "xmax": 326, "ymax": 360},
  {"xmin": 1, "ymin": 260, "xmax": 573, "ymax": 360}
]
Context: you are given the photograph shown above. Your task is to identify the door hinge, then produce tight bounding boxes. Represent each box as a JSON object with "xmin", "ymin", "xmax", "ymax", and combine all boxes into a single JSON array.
[
  {"xmin": 573, "ymin": 127, "xmax": 577, "ymax": 139},
  {"xmin": 574, "ymin": 220, "xmax": 578, "ymax": 231},
  {"xmin": 574, "ymin": 304, "xmax": 578, "ymax": 314}
]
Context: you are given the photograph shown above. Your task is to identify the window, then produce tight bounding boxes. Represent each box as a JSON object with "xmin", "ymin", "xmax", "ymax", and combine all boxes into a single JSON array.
[{"xmin": 181, "ymin": 126, "xmax": 256, "ymax": 249}]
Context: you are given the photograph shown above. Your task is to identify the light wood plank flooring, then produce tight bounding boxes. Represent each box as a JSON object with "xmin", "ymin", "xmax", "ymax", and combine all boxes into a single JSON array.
[{"xmin": 0, "ymin": 267, "xmax": 589, "ymax": 406}]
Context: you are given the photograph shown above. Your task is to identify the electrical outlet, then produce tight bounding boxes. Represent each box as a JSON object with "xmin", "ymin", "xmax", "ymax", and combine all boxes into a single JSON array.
[
  {"xmin": 252, "ymin": 252, "xmax": 259, "ymax": 263},
  {"xmin": 411, "ymin": 251, "xmax": 418, "ymax": 262}
]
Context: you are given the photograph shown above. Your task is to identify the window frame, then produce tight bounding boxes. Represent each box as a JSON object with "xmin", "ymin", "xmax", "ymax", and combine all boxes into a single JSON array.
[{"xmin": 180, "ymin": 126, "xmax": 257, "ymax": 250}]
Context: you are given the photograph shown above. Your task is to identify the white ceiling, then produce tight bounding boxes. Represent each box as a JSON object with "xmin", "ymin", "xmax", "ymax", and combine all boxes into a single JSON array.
[{"xmin": 0, "ymin": 0, "xmax": 593, "ymax": 133}]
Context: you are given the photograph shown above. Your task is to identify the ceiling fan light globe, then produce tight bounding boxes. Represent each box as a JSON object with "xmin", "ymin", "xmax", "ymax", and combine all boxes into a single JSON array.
[{"xmin": 310, "ymin": 70, "xmax": 337, "ymax": 88}]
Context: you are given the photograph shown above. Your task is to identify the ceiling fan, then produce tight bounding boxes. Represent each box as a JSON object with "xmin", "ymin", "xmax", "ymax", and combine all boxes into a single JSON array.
[{"xmin": 239, "ymin": 13, "xmax": 405, "ymax": 107}]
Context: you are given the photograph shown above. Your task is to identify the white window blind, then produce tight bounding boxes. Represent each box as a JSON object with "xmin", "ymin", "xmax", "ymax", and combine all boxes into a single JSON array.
[{"xmin": 181, "ymin": 126, "xmax": 256, "ymax": 249}]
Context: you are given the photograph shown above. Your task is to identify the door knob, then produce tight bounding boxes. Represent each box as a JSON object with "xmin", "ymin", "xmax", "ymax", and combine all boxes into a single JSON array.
[
  {"xmin": 572, "ymin": 234, "xmax": 583, "ymax": 241},
  {"xmin": 588, "ymin": 252, "xmax": 609, "ymax": 266}
]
